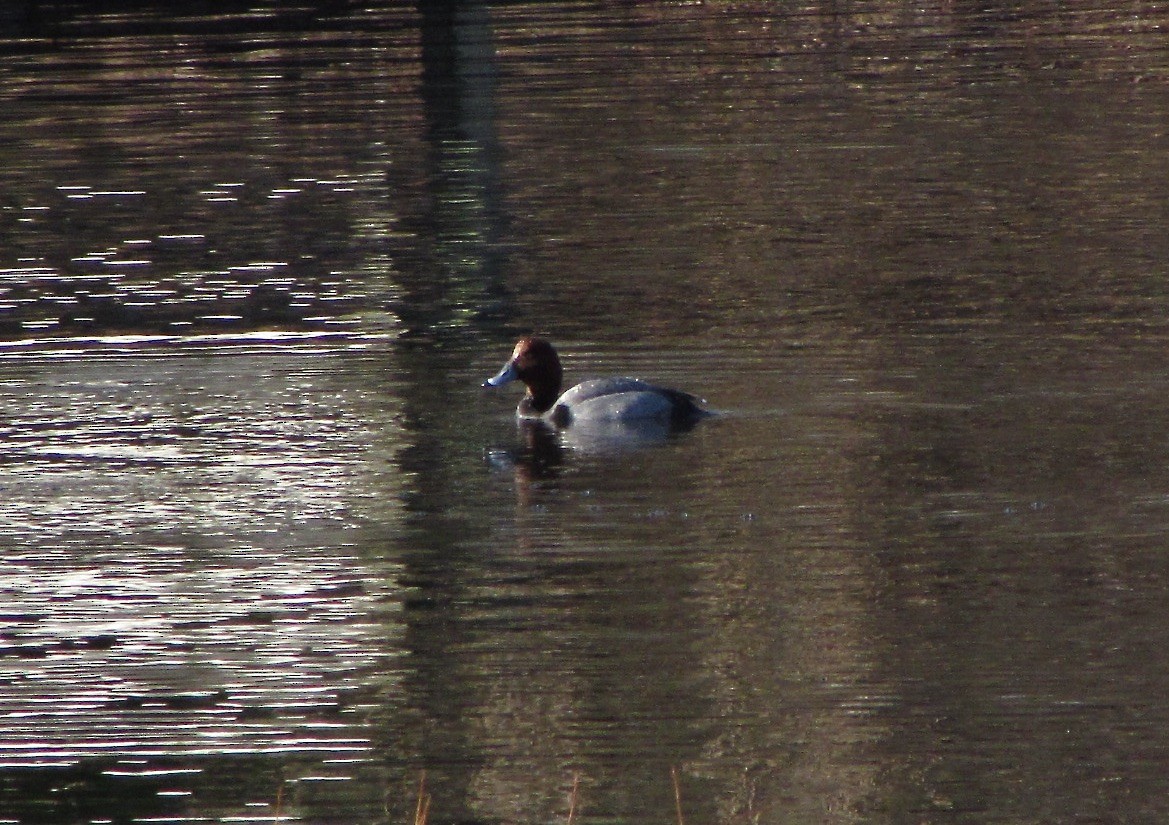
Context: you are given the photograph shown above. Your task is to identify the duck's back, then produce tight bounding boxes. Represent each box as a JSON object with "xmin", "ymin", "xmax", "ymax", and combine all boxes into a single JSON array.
[{"xmin": 553, "ymin": 378, "xmax": 706, "ymax": 424}]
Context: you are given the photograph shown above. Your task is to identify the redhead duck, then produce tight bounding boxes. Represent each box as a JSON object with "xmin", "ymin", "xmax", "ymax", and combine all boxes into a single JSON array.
[{"xmin": 483, "ymin": 337, "xmax": 709, "ymax": 427}]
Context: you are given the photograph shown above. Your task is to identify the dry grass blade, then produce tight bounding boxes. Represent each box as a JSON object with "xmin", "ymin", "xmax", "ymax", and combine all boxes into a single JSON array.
[
  {"xmin": 413, "ymin": 771, "xmax": 431, "ymax": 825},
  {"xmin": 566, "ymin": 772, "xmax": 581, "ymax": 825},
  {"xmin": 671, "ymin": 765, "xmax": 685, "ymax": 825}
]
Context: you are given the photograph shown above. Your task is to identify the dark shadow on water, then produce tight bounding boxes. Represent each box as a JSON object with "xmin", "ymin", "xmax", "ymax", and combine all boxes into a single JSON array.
[
  {"xmin": 384, "ymin": 3, "xmax": 512, "ymax": 817},
  {"xmin": 0, "ymin": 1, "xmax": 374, "ymax": 42}
]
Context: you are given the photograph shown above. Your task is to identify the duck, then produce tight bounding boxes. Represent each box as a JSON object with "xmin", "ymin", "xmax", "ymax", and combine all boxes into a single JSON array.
[{"xmin": 483, "ymin": 336, "xmax": 709, "ymax": 427}]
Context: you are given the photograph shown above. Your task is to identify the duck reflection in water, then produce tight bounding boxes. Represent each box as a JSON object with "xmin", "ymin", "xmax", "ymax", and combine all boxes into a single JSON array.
[
  {"xmin": 487, "ymin": 412, "xmax": 702, "ymax": 472},
  {"xmin": 486, "ymin": 415, "xmax": 707, "ymax": 507},
  {"xmin": 484, "ymin": 418, "xmax": 564, "ymax": 481}
]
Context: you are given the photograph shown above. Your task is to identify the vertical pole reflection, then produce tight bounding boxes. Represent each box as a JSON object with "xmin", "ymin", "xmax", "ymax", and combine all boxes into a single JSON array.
[
  {"xmin": 383, "ymin": 4, "xmax": 506, "ymax": 823},
  {"xmin": 398, "ymin": 0, "xmax": 506, "ymax": 336}
]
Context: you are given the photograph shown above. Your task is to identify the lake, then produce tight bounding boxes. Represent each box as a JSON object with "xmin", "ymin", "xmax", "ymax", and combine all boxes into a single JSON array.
[{"xmin": 3, "ymin": 2, "xmax": 1169, "ymax": 823}]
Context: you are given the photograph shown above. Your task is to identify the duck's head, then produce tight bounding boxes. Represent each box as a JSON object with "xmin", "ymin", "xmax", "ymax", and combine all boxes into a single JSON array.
[{"xmin": 483, "ymin": 336, "xmax": 564, "ymax": 415}]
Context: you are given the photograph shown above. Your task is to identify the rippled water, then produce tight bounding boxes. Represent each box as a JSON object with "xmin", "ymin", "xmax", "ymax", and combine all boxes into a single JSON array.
[
  {"xmin": 0, "ymin": 340, "xmax": 403, "ymax": 822},
  {"xmin": 3, "ymin": 2, "xmax": 1169, "ymax": 824}
]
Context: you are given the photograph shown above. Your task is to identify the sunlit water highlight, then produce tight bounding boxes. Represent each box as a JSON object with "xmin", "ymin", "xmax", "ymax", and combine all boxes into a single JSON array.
[{"xmin": 0, "ymin": 342, "xmax": 404, "ymax": 823}]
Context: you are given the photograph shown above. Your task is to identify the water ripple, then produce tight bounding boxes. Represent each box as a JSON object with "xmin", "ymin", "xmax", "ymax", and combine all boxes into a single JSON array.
[{"xmin": 0, "ymin": 347, "xmax": 404, "ymax": 775}]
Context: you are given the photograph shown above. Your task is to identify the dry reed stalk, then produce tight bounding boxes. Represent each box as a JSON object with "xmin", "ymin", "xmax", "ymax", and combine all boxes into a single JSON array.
[
  {"xmin": 566, "ymin": 772, "xmax": 581, "ymax": 825},
  {"xmin": 671, "ymin": 765, "xmax": 685, "ymax": 825},
  {"xmin": 413, "ymin": 771, "xmax": 431, "ymax": 825},
  {"xmin": 273, "ymin": 781, "xmax": 284, "ymax": 823}
]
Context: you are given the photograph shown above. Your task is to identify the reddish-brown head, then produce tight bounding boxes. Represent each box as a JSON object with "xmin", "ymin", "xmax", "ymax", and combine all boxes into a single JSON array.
[{"xmin": 483, "ymin": 336, "xmax": 564, "ymax": 414}]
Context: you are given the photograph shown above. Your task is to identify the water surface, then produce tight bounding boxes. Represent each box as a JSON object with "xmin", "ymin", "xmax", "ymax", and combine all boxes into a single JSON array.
[{"xmin": 3, "ymin": 2, "xmax": 1169, "ymax": 824}]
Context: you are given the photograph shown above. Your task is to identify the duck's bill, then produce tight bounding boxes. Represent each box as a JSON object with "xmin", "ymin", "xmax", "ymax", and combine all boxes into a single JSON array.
[{"xmin": 483, "ymin": 361, "xmax": 518, "ymax": 388}]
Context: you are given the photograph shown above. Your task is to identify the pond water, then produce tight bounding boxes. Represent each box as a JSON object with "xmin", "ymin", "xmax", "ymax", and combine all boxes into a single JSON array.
[{"xmin": 3, "ymin": 2, "xmax": 1169, "ymax": 823}]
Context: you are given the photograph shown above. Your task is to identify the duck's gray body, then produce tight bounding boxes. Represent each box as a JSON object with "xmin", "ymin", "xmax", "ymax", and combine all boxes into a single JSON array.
[{"xmin": 545, "ymin": 377, "xmax": 705, "ymax": 426}]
